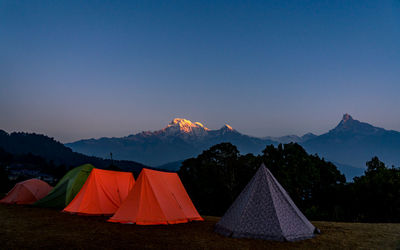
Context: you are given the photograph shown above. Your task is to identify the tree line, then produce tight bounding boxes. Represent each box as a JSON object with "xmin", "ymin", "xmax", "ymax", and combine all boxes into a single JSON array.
[
  {"xmin": 179, "ymin": 142, "xmax": 400, "ymax": 222},
  {"xmin": 1, "ymin": 140, "xmax": 399, "ymax": 222}
]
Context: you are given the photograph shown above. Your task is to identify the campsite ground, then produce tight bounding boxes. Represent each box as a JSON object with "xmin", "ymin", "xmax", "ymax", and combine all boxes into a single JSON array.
[{"xmin": 0, "ymin": 205, "xmax": 399, "ymax": 250}]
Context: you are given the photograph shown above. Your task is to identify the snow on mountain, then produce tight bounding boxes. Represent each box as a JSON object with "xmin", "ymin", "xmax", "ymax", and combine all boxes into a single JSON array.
[{"xmin": 162, "ymin": 118, "xmax": 210, "ymax": 137}]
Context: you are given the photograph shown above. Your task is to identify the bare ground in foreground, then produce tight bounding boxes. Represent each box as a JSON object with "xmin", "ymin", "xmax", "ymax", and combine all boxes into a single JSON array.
[{"xmin": 0, "ymin": 205, "xmax": 399, "ymax": 250}]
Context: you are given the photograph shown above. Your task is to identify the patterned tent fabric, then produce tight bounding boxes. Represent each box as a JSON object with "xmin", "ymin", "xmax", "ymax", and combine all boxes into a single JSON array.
[{"xmin": 215, "ymin": 164, "xmax": 318, "ymax": 241}]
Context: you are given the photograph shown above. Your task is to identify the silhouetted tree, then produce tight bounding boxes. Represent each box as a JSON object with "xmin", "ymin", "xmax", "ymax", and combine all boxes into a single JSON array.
[
  {"xmin": 261, "ymin": 143, "xmax": 346, "ymax": 220},
  {"xmin": 179, "ymin": 143, "xmax": 260, "ymax": 215},
  {"xmin": 179, "ymin": 142, "xmax": 345, "ymax": 218},
  {"xmin": 348, "ymin": 157, "xmax": 400, "ymax": 222}
]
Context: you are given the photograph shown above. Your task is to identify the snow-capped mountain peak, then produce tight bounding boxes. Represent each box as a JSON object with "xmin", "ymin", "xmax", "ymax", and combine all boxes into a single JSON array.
[
  {"xmin": 163, "ymin": 118, "xmax": 209, "ymax": 136},
  {"xmin": 167, "ymin": 118, "xmax": 209, "ymax": 132}
]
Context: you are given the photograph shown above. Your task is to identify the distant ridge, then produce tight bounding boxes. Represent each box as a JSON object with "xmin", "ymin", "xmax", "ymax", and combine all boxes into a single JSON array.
[
  {"xmin": 263, "ymin": 114, "xmax": 400, "ymax": 178},
  {"xmin": 302, "ymin": 114, "xmax": 400, "ymax": 171},
  {"xmin": 264, "ymin": 133, "xmax": 317, "ymax": 144}
]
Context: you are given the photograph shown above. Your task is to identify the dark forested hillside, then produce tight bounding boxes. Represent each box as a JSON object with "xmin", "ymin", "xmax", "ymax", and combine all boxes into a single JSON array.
[{"xmin": 0, "ymin": 130, "xmax": 148, "ymax": 175}]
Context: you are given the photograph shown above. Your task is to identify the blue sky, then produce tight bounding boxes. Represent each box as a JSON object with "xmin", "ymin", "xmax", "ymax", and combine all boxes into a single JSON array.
[{"xmin": 1, "ymin": 0, "xmax": 399, "ymax": 142}]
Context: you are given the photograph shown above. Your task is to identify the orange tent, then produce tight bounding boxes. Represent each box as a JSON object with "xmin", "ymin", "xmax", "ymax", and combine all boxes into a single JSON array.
[
  {"xmin": 108, "ymin": 168, "xmax": 203, "ymax": 225},
  {"xmin": 0, "ymin": 179, "xmax": 52, "ymax": 205},
  {"xmin": 63, "ymin": 168, "xmax": 135, "ymax": 215}
]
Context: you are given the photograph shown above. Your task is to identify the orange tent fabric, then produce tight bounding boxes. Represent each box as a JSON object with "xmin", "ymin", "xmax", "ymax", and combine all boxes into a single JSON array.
[
  {"xmin": 63, "ymin": 169, "xmax": 135, "ymax": 215},
  {"xmin": 0, "ymin": 179, "xmax": 53, "ymax": 205},
  {"xmin": 108, "ymin": 168, "xmax": 203, "ymax": 225}
]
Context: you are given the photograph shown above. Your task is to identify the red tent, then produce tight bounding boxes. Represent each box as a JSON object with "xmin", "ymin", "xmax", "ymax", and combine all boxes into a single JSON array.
[
  {"xmin": 0, "ymin": 179, "xmax": 52, "ymax": 205},
  {"xmin": 108, "ymin": 168, "xmax": 203, "ymax": 225},
  {"xmin": 63, "ymin": 169, "xmax": 135, "ymax": 215}
]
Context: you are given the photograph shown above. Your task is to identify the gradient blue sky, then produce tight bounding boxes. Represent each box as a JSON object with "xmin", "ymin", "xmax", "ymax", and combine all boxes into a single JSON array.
[{"xmin": 1, "ymin": 0, "xmax": 399, "ymax": 142}]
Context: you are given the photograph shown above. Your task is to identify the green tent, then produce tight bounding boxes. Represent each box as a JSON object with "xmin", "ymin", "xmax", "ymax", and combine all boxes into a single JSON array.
[{"xmin": 34, "ymin": 164, "xmax": 94, "ymax": 208}]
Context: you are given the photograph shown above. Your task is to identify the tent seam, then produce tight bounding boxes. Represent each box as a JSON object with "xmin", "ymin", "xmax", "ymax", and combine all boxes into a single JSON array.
[
  {"xmin": 267, "ymin": 168, "xmax": 315, "ymax": 235},
  {"xmin": 267, "ymin": 169, "xmax": 286, "ymax": 240}
]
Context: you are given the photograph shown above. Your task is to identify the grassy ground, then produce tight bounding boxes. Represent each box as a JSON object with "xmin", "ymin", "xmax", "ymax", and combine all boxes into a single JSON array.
[{"xmin": 0, "ymin": 205, "xmax": 399, "ymax": 250}]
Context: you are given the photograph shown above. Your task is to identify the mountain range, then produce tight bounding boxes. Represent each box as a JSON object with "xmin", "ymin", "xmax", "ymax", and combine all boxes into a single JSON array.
[
  {"xmin": 264, "ymin": 133, "xmax": 317, "ymax": 144},
  {"xmin": 66, "ymin": 118, "xmax": 276, "ymax": 166},
  {"xmin": 66, "ymin": 115, "xmax": 400, "ymax": 180}
]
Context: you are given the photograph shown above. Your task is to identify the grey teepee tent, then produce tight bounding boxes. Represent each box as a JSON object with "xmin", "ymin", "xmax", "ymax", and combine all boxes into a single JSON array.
[{"xmin": 215, "ymin": 164, "xmax": 319, "ymax": 241}]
